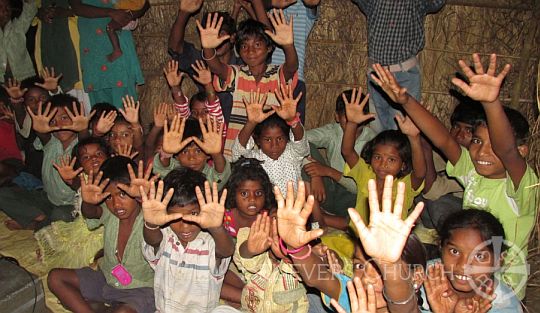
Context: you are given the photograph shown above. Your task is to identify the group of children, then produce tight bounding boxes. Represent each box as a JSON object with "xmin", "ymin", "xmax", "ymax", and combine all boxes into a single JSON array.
[{"xmin": 0, "ymin": 0, "xmax": 538, "ymax": 312}]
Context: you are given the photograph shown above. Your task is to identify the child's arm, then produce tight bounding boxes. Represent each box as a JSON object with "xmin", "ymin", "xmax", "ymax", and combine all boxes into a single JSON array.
[
  {"xmin": 250, "ymin": 0, "xmax": 272, "ymax": 28},
  {"xmin": 396, "ymin": 114, "xmax": 426, "ymax": 190},
  {"xmin": 191, "ymin": 117, "xmax": 227, "ymax": 173},
  {"xmin": 196, "ymin": 13, "xmax": 231, "ymax": 81},
  {"xmin": 265, "ymin": 9, "xmax": 298, "ymax": 81},
  {"xmin": 144, "ymin": 103, "xmax": 168, "ymax": 163},
  {"xmin": 168, "ymin": 0, "xmax": 203, "ymax": 54},
  {"xmin": 140, "ymin": 180, "xmax": 184, "ymax": 249},
  {"xmin": 192, "ymin": 60, "xmax": 219, "ymax": 108},
  {"xmin": 234, "ymin": 0, "xmax": 257, "ymax": 20},
  {"xmin": 182, "ymin": 182, "xmax": 235, "ymax": 259},
  {"xmin": 237, "ymin": 90, "xmax": 274, "ymax": 148},
  {"xmin": 340, "ymin": 88, "xmax": 376, "ymax": 168},
  {"xmin": 348, "ymin": 176, "xmax": 425, "ymax": 313},
  {"xmin": 163, "ymin": 60, "xmax": 189, "ymax": 113},
  {"xmin": 371, "ymin": 64, "xmax": 462, "ymax": 165},
  {"xmin": 52, "ymin": 155, "xmax": 83, "ymax": 189},
  {"xmin": 274, "ymin": 82, "xmax": 304, "ymax": 141},
  {"xmin": 79, "ymin": 170, "xmax": 109, "ymax": 219},
  {"xmin": 119, "ymin": 96, "xmax": 144, "ymax": 154},
  {"xmin": 451, "ymin": 53, "xmax": 525, "ymax": 187}
]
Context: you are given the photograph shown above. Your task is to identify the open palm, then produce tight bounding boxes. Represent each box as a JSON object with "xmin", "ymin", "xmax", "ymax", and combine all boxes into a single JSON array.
[
  {"xmin": 343, "ymin": 87, "xmax": 375, "ymax": 125},
  {"xmin": 246, "ymin": 213, "xmax": 272, "ymax": 256},
  {"xmin": 183, "ymin": 181, "xmax": 227, "ymax": 229},
  {"xmin": 196, "ymin": 13, "xmax": 231, "ymax": 49},
  {"xmin": 243, "ymin": 89, "xmax": 273, "ymax": 124},
  {"xmin": 141, "ymin": 181, "xmax": 183, "ymax": 226},
  {"xmin": 370, "ymin": 64, "xmax": 409, "ymax": 105},
  {"xmin": 192, "ymin": 116, "xmax": 222, "ymax": 155},
  {"xmin": 80, "ymin": 170, "xmax": 110, "ymax": 205}
]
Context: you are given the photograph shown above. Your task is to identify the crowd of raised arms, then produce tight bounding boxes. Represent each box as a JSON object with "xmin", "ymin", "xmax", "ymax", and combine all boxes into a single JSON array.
[{"xmin": 0, "ymin": 0, "xmax": 537, "ymax": 312}]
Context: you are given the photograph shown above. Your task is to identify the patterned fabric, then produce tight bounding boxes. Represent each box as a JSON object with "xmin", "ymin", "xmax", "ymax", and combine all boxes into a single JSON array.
[
  {"xmin": 214, "ymin": 64, "xmax": 298, "ymax": 160},
  {"xmin": 352, "ymin": 0, "xmax": 445, "ymax": 65},
  {"xmin": 143, "ymin": 228, "xmax": 231, "ymax": 313},
  {"xmin": 223, "ymin": 209, "xmax": 237, "ymax": 237}
]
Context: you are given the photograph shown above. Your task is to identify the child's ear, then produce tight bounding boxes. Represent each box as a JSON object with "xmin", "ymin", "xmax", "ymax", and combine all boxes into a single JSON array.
[{"xmin": 517, "ymin": 144, "xmax": 529, "ymax": 158}]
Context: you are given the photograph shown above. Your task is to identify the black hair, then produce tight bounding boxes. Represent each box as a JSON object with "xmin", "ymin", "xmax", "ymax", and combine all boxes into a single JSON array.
[
  {"xmin": 183, "ymin": 118, "xmax": 203, "ymax": 141},
  {"xmin": 189, "ymin": 91, "xmax": 208, "ymax": 110},
  {"xmin": 225, "ymin": 157, "xmax": 277, "ymax": 210},
  {"xmin": 20, "ymin": 77, "xmax": 49, "ymax": 103},
  {"xmin": 335, "ymin": 89, "xmax": 369, "ymax": 116},
  {"xmin": 0, "ymin": 87, "xmax": 8, "ymax": 105},
  {"xmin": 360, "ymin": 130, "xmax": 412, "ymax": 178},
  {"xmin": 90, "ymin": 102, "xmax": 118, "ymax": 126},
  {"xmin": 439, "ymin": 209, "xmax": 506, "ymax": 255},
  {"xmin": 49, "ymin": 93, "xmax": 79, "ymax": 110},
  {"xmin": 450, "ymin": 97, "xmax": 485, "ymax": 127},
  {"xmin": 72, "ymin": 137, "xmax": 111, "ymax": 169},
  {"xmin": 203, "ymin": 11, "xmax": 236, "ymax": 35},
  {"xmin": 163, "ymin": 167, "xmax": 207, "ymax": 209},
  {"xmin": 473, "ymin": 106, "xmax": 529, "ymax": 146},
  {"xmin": 99, "ymin": 156, "xmax": 136, "ymax": 185},
  {"xmin": 5, "ymin": 0, "xmax": 22, "ymax": 20},
  {"xmin": 235, "ymin": 19, "xmax": 274, "ymax": 58},
  {"xmin": 253, "ymin": 114, "xmax": 290, "ymax": 143}
]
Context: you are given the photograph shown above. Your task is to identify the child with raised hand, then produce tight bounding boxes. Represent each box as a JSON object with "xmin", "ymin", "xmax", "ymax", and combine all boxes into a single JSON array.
[
  {"xmin": 232, "ymin": 83, "xmax": 309, "ymax": 196},
  {"xmin": 340, "ymin": 88, "xmax": 425, "ymax": 226},
  {"xmin": 371, "ymin": 53, "xmax": 537, "ymax": 299},
  {"xmin": 198, "ymin": 10, "xmax": 298, "ymax": 159},
  {"xmin": 48, "ymin": 156, "xmax": 156, "ymax": 313},
  {"xmin": 155, "ymin": 115, "xmax": 231, "ymax": 189},
  {"xmin": 144, "ymin": 102, "xmax": 174, "ymax": 165},
  {"xmin": 141, "ymin": 168, "xmax": 234, "ymax": 313},
  {"xmin": 106, "ymin": 95, "xmax": 144, "ymax": 160},
  {"xmin": 0, "ymin": 94, "xmax": 94, "ymax": 230}
]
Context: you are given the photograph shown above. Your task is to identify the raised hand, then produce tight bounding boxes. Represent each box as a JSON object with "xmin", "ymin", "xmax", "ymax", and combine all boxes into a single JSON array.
[
  {"xmin": 35, "ymin": 67, "xmax": 63, "ymax": 91},
  {"xmin": 451, "ymin": 53, "xmax": 511, "ymax": 104},
  {"xmin": 330, "ymin": 277, "xmax": 377, "ymax": 313},
  {"xmin": 191, "ymin": 60, "xmax": 212, "ymax": 86},
  {"xmin": 265, "ymin": 9, "xmax": 294, "ymax": 46},
  {"xmin": 117, "ymin": 160, "xmax": 157, "ymax": 198},
  {"xmin": 119, "ymin": 96, "xmax": 140, "ymax": 125},
  {"xmin": 153, "ymin": 103, "xmax": 169, "ymax": 128},
  {"xmin": 53, "ymin": 155, "xmax": 83, "ymax": 183},
  {"xmin": 454, "ymin": 282, "xmax": 495, "ymax": 313},
  {"xmin": 3, "ymin": 78, "xmax": 27, "ymax": 99},
  {"xmin": 192, "ymin": 116, "xmax": 223, "ymax": 155},
  {"xmin": 395, "ymin": 113, "xmax": 420, "ymax": 137},
  {"xmin": 64, "ymin": 102, "xmax": 95, "ymax": 132},
  {"xmin": 0, "ymin": 104, "xmax": 15, "ymax": 121},
  {"xmin": 80, "ymin": 170, "xmax": 110, "ymax": 205},
  {"xmin": 269, "ymin": 217, "xmax": 287, "ymax": 259},
  {"xmin": 115, "ymin": 143, "xmax": 139, "ymax": 159},
  {"xmin": 275, "ymin": 181, "xmax": 324, "ymax": 249},
  {"xmin": 370, "ymin": 64, "xmax": 410, "ymax": 105},
  {"xmin": 182, "ymin": 181, "xmax": 227, "ymax": 229},
  {"xmin": 162, "ymin": 115, "xmax": 192, "ymax": 154},
  {"xmin": 424, "ymin": 262, "xmax": 458, "ymax": 313},
  {"xmin": 163, "ymin": 60, "xmax": 184, "ymax": 88},
  {"xmin": 28, "ymin": 101, "xmax": 59, "ymax": 133},
  {"xmin": 327, "ymin": 249, "xmax": 344, "ymax": 275},
  {"xmin": 242, "ymin": 88, "xmax": 273, "ymax": 124},
  {"xmin": 95, "ymin": 110, "xmax": 117, "ymax": 135},
  {"xmin": 141, "ymin": 180, "xmax": 184, "ymax": 226},
  {"xmin": 179, "ymin": 0, "xmax": 203, "ymax": 14},
  {"xmin": 348, "ymin": 176, "xmax": 424, "ymax": 264},
  {"xmin": 245, "ymin": 212, "xmax": 272, "ymax": 256},
  {"xmin": 273, "ymin": 82, "xmax": 301, "ymax": 123},
  {"xmin": 196, "ymin": 13, "xmax": 231, "ymax": 49},
  {"xmin": 343, "ymin": 87, "xmax": 375, "ymax": 125}
]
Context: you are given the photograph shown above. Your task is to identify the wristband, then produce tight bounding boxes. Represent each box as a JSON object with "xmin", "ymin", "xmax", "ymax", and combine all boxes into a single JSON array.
[
  {"xmin": 382, "ymin": 283, "xmax": 416, "ymax": 305},
  {"xmin": 10, "ymin": 97, "xmax": 24, "ymax": 104},
  {"xmin": 144, "ymin": 221, "xmax": 160, "ymax": 230},
  {"xmin": 279, "ymin": 238, "xmax": 306, "ymax": 255},
  {"xmin": 286, "ymin": 113, "xmax": 301, "ymax": 128},
  {"xmin": 289, "ymin": 244, "xmax": 312, "ymax": 260},
  {"xmin": 202, "ymin": 48, "xmax": 217, "ymax": 61}
]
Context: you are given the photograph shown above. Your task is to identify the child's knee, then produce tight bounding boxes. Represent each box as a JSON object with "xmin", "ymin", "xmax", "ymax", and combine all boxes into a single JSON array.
[{"xmin": 48, "ymin": 268, "xmax": 77, "ymax": 291}]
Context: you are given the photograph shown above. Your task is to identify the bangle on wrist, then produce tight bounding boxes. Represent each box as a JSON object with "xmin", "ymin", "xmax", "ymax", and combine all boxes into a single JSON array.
[
  {"xmin": 289, "ymin": 244, "xmax": 312, "ymax": 260},
  {"xmin": 144, "ymin": 221, "xmax": 160, "ymax": 230},
  {"xmin": 382, "ymin": 283, "xmax": 416, "ymax": 305},
  {"xmin": 286, "ymin": 113, "xmax": 301, "ymax": 128},
  {"xmin": 10, "ymin": 97, "xmax": 24, "ymax": 104},
  {"xmin": 202, "ymin": 48, "xmax": 217, "ymax": 61},
  {"xmin": 279, "ymin": 238, "xmax": 307, "ymax": 255}
]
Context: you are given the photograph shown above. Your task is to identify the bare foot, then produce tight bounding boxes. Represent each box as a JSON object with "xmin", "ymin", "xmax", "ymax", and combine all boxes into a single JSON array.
[
  {"xmin": 4, "ymin": 219, "xmax": 24, "ymax": 230},
  {"xmin": 107, "ymin": 49, "xmax": 123, "ymax": 62}
]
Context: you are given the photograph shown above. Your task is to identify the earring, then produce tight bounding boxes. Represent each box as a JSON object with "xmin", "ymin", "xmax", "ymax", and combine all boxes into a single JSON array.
[{"xmin": 413, "ymin": 283, "xmax": 419, "ymax": 290}]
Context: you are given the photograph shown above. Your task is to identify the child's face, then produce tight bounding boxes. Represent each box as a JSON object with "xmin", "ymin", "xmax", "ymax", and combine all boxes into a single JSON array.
[
  {"xmin": 441, "ymin": 227, "xmax": 495, "ymax": 294},
  {"xmin": 24, "ymin": 88, "xmax": 49, "ymax": 114},
  {"xmin": 352, "ymin": 245, "xmax": 387, "ymax": 309},
  {"xmin": 79, "ymin": 143, "xmax": 108, "ymax": 174},
  {"xmin": 51, "ymin": 107, "xmax": 77, "ymax": 143},
  {"xmin": 176, "ymin": 142, "xmax": 209, "ymax": 172},
  {"xmin": 468, "ymin": 125, "xmax": 505, "ymax": 179},
  {"xmin": 370, "ymin": 143, "xmax": 404, "ymax": 180},
  {"xmin": 104, "ymin": 182, "xmax": 140, "ymax": 221},
  {"xmin": 239, "ymin": 36, "xmax": 272, "ymax": 67},
  {"xmin": 168, "ymin": 204, "xmax": 202, "ymax": 247},
  {"xmin": 191, "ymin": 101, "xmax": 209, "ymax": 121},
  {"xmin": 450, "ymin": 121, "xmax": 474, "ymax": 148},
  {"xmin": 107, "ymin": 122, "xmax": 134, "ymax": 153},
  {"xmin": 216, "ymin": 30, "xmax": 233, "ymax": 57},
  {"xmin": 235, "ymin": 179, "xmax": 265, "ymax": 217},
  {"xmin": 255, "ymin": 126, "xmax": 287, "ymax": 161}
]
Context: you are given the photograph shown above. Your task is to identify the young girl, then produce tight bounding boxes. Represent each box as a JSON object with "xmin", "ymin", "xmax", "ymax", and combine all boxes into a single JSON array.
[
  {"xmin": 198, "ymin": 10, "xmax": 298, "ymax": 159},
  {"xmin": 106, "ymin": 96, "xmax": 143, "ymax": 160},
  {"xmin": 341, "ymin": 88, "xmax": 425, "ymax": 224}
]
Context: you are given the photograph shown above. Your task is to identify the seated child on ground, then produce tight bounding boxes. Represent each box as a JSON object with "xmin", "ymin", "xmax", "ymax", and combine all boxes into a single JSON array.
[
  {"xmin": 105, "ymin": 96, "xmax": 144, "ymax": 160},
  {"xmin": 48, "ymin": 156, "xmax": 155, "ymax": 313},
  {"xmin": 141, "ymin": 168, "xmax": 234, "ymax": 312}
]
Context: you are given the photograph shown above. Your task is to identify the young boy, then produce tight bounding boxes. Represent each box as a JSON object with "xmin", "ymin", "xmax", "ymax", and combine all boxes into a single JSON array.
[
  {"xmin": 141, "ymin": 168, "xmax": 234, "ymax": 313},
  {"xmin": 303, "ymin": 89, "xmax": 376, "ymax": 216},
  {"xmin": 371, "ymin": 53, "xmax": 538, "ymax": 299},
  {"xmin": 48, "ymin": 156, "xmax": 156, "ymax": 313},
  {"xmin": 0, "ymin": 94, "xmax": 91, "ymax": 230},
  {"xmin": 154, "ymin": 116, "xmax": 231, "ymax": 189}
]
